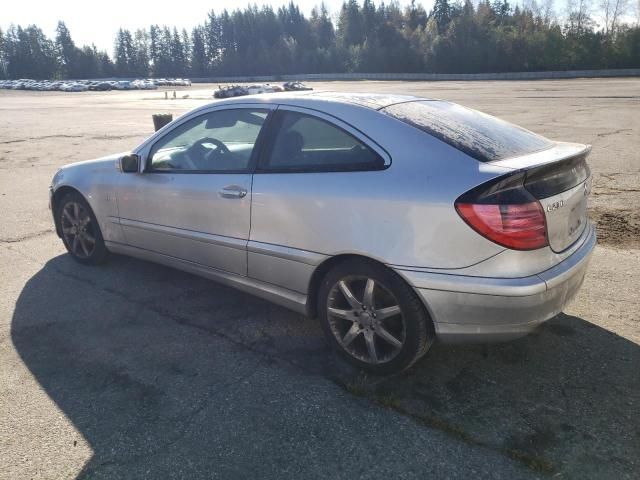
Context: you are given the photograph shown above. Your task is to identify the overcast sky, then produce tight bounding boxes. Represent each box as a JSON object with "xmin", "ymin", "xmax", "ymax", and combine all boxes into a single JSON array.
[{"xmin": 2, "ymin": 0, "xmax": 431, "ymax": 53}]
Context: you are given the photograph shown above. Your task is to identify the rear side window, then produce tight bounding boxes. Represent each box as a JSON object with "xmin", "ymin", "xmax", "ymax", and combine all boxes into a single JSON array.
[
  {"xmin": 383, "ymin": 101, "xmax": 552, "ymax": 162},
  {"xmin": 260, "ymin": 111, "xmax": 385, "ymax": 172}
]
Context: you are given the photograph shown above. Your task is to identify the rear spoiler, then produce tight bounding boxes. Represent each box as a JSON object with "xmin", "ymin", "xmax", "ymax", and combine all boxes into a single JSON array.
[{"xmin": 490, "ymin": 142, "xmax": 591, "ymax": 171}]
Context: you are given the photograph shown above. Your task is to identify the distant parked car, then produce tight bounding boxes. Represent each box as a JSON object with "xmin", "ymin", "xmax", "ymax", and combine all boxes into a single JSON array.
[
  {"xmin": 213, "ymin": 85, "xmax": 248, "ymax": 98},
  {"xmin": 213, "ymin": 84, "xmax": 283, "ymax": 98},
  {"xmin": 100, "ymin": 82, "xmax": 113, "ymax": 91},
  {"xmin": 283, "ymin": 81, "xmax": 313, "ymax": 91},
  {"xmin": 131, "ymin": 79, "xmax": 158, "ymax": 90},
  {"xmin": 114, "ymin": 81, "xmax": 132, "ymax": 90},
  {"xmin": 142, "ymin": 81, "xmax": 158, "ymax": 90},
  {"xmin": 91, "ymin": 82, "xmax": 112, "ymax": 91},
  {"xmin": 0, "ymin": 77, "xmax": 189, "ymax": 92},
  {"xmin": 60, "ymin": 83, "xmax": 88, "ymax": 92},
  {"xmin": 245, "ymin": 84, "xmax": 277, "ymax": 95},
  {"xmin": 48, "ymin": 92, "xmax": 595, "ymax": 374}
]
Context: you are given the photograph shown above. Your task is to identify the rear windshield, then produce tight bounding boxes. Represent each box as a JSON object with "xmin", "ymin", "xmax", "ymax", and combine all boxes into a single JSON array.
[{"xmin": 383, "ymin": 101, "xmax": 553, "ymax": 162}]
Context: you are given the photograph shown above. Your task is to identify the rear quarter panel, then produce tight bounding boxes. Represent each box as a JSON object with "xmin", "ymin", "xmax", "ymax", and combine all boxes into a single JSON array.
[{"xmin": 249, "ymin": 106, "xmax": 512, "ymax": 293}]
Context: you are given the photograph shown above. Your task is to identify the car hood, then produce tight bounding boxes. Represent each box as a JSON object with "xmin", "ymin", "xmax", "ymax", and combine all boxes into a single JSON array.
[
  {"xmin": 61, "ymin": 152, "xmax": 128, "ymax": 171},
  {"xmin": 51, "ymin": 152, "xmax": 127, "ymax": 190}
]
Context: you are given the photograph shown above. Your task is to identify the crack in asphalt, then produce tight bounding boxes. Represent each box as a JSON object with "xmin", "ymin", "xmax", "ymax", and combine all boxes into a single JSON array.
[
  {"xmin": 596, "ymin": 128, "xmax": 633, "ymax": 137},
  {"xmin": 517, "ymin": 95, "xmax": 640, "ymax": 99},
  {"xmin": 593, "ymin": 188, "xmax": 640, "ymax": 195},
  {"xmin": 88, "ymin": 134, "xmax": 147, "ymax": 141},
  {"xmin": 0, "ymin": 133, "xmax": 144, "ymax": 145},
  {"xmin": 0, "ymin": 229, "xmax": 55, "ymax": 244},
  {"xmin": 0, "ymin": 135, "xmax": 83, "ymax": 144}
]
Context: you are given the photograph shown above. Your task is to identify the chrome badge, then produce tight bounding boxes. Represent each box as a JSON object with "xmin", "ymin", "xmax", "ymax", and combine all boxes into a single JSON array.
[{"xmin": 546, "ymin": 200, "xmax": 565, "ymax": 212}]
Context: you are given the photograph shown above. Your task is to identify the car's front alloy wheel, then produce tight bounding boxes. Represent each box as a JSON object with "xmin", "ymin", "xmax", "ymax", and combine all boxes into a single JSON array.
[
  {"xmin": 61, "ymin": 201, "xmax": 96, "ymax": 258},
  {"xmin": 57, "ymin": 191, "xmax": 108, "ymax": 265}
]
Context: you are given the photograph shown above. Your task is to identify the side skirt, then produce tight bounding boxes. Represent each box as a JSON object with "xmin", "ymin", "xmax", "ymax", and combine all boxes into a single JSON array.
[{"xmin": 105, "ymin": 241, "xmax": 309, "ymax": 315}]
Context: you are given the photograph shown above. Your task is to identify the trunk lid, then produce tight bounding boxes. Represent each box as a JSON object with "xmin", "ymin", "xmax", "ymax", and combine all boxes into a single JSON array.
[{"xmin": 492, "ymin": 142, "xmax": 592, "ymax": 252}]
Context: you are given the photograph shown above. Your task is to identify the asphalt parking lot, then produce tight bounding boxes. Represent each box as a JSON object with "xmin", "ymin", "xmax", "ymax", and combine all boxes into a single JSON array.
[{"xmin": 0, "ymin": 79, "xmax": 638, "ymax": 479}]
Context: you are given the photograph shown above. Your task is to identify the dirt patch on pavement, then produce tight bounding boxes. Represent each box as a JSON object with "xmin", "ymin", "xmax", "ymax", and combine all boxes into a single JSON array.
[{"xmin": 590, "ymin": 208, "xmax": 640, "ymax": 249}]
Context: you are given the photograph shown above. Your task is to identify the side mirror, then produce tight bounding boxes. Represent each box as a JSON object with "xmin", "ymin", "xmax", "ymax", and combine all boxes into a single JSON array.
[{"xmin": 120, "ymin": 154, "xmax": 140, "ymax": 173}]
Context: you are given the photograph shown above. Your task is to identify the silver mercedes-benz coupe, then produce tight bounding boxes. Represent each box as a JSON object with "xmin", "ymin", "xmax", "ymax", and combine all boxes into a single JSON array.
[{"xmin": 49, "ymin": 92, "xmax": 595, "ymax": 373}]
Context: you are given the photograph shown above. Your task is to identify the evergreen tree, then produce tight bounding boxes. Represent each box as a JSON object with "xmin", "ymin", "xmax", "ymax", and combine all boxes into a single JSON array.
[
  {"xmin": 0, "ymin": 27, "xmax": 6, "ymax": 79},
  {"xmin": 170, "ymin": 28, "xmax": 186, "ymax": 76},
  {"xmin": 339, "ymin": 0, "xmax": 365, "ymax": 47},
  {"xmin": 6, "ymin": 25, "xmax": 57, "ymax": 79},
  {"xmin": 55, "ymin": 21, "xmax": 78, "ymax": 78},
  {"xmin": 149, "ymin": 25, "xmax": 160, "ymax": 76},
  {"xmin": 114, "ymin": 28, "xmax": 135, "ymax": 76},
  {"xmin": 1, "ymin": 2, "xmax": 640, "ymax": 80},
  {"xmin": 204, "ymin": 12, "xmax": 221, "ymax": 73},
  {"xmin": 432, "ymin": 0, "xmax": 453, "ymax": 33},
  {"xmin": 311, "ymin": 3, "xmax": 335, "ymax": 49},
  {"xmin": 181, "ymin": 28, "xmax": 191, "ymax": 74},
  {"xmin": 132, "ymin": 29, "xmax": 150, "ymax": 77},
  {"xmin": 190, "ymin": 26, "xmax": 207, "ymax": 77}
]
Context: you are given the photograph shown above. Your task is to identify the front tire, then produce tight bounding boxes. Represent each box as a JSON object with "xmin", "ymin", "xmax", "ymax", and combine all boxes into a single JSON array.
[
  {"xmin": 318, "ymin": 259, "xmax": 433, "ymax": 374},
  {"xmin": 56, "ymin": 191, "xmax": 108, "ymax": 265}
]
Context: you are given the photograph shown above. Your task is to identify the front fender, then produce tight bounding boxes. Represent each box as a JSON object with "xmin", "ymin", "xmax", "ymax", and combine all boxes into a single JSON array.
[{"xmin": 50, "ymin": 153, "xmax": 127, "ymax": 243}]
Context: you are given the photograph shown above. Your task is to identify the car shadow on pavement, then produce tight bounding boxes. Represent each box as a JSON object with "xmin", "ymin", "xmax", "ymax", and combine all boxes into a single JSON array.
[{"xmin": 11, "ymin": 253, "xmax": 639, "ymax": 479}]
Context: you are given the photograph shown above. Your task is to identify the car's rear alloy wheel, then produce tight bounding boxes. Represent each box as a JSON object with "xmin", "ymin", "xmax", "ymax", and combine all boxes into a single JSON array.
[
  {"xmin": 319, "ymin": 260, "xmax": 433, "ymax": 374},
  {"xmin": 328, "ymin": 276, "xmax": 406, "ymax": 365},
  {"xmin": 57, "ymin": 192, "xmax": 108, "ymax": 265}
]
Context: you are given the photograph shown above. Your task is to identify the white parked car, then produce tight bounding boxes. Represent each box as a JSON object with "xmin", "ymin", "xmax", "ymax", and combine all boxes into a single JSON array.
[
  {"xmin": 245, "ymin": 84, "xmax": 277, "ymax": 95},
  {"xmin": 61, "ymin": 83, "xmax": 88, "ymax": 92},
  {"xmin": 114, "ymin": 81, "xmax": 132, "ymax": 90}
]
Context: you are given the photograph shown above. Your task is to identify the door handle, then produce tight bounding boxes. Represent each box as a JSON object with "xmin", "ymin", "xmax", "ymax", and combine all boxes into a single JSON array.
[{"xmin": 219, "ymin": 185, "xmax": 248, "ymax": 199}]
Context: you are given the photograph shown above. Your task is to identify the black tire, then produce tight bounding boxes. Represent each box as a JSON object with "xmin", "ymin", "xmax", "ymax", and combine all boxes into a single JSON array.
[
  {"xmin": 55, "ymin": 191, "xmax": 109, "ymax": 265},
  {"xmin": 318, "ymin": 259, "xmax": 433, "ymax": 375}
]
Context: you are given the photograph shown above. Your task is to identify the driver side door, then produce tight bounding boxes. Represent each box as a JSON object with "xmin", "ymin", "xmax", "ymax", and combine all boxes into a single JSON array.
[{"xmin": 116, "ymin": 105, "xmax": 273, "ymax": 276}]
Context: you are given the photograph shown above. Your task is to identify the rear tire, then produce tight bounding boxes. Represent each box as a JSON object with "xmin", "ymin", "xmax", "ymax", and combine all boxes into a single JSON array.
[
  {"xmin": 55, "ymin": 191, "xmax": 109, "ymax": 265},
  {"xmin": 318, "ymin": 259, "xmax": 433, "ymax": 375}
]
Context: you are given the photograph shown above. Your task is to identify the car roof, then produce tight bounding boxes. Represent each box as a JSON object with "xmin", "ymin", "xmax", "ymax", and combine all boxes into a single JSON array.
[{"xmin": 207, "ymin": 91, "xmax": 428, "ymax": 111}]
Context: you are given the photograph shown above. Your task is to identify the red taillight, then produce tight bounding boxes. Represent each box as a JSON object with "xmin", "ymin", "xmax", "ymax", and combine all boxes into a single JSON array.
[{"xmin": 456, "ymin": 201, "xmax": 548, "ymax": 250}]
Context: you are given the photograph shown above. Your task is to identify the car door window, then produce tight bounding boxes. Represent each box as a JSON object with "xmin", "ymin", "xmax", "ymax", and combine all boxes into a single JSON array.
[
  {"xmin": 262, "ymin": 111, "xmax": 385, "ymax": 172},
  {"xmin": 148, "ymin": 109, "xmax": 268, "ymax": 172}
]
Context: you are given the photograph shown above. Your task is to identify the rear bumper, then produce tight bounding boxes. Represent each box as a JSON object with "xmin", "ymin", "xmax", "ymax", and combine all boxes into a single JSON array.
[{"xmin": 399, "ymin": 222, "xmax": 596, "ymax": 343}]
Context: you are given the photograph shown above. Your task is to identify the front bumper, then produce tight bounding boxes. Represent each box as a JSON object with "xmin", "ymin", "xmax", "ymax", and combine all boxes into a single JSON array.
[
  {"xmin": 399, "ymin": 222, "xmax": 596, "ymax": 343},
  {"xmin": 49, "ymin": 186, "xmax": 60, "ymax": 237}
]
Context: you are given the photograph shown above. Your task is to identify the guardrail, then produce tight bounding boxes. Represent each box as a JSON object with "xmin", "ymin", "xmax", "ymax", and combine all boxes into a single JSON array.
[{"xmin": 192, "ymin": 69, "xmax": 640, "ymax": 83}]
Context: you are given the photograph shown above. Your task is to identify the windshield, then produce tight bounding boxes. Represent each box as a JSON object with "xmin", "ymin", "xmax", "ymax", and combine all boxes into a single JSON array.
[
  {"xmin": 383, "ymin": 101, "xmax": 553, "ymax": 162},
  {"xmin": 154, "ymin": 110, "xmax": 267, "ymax": 153}
]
